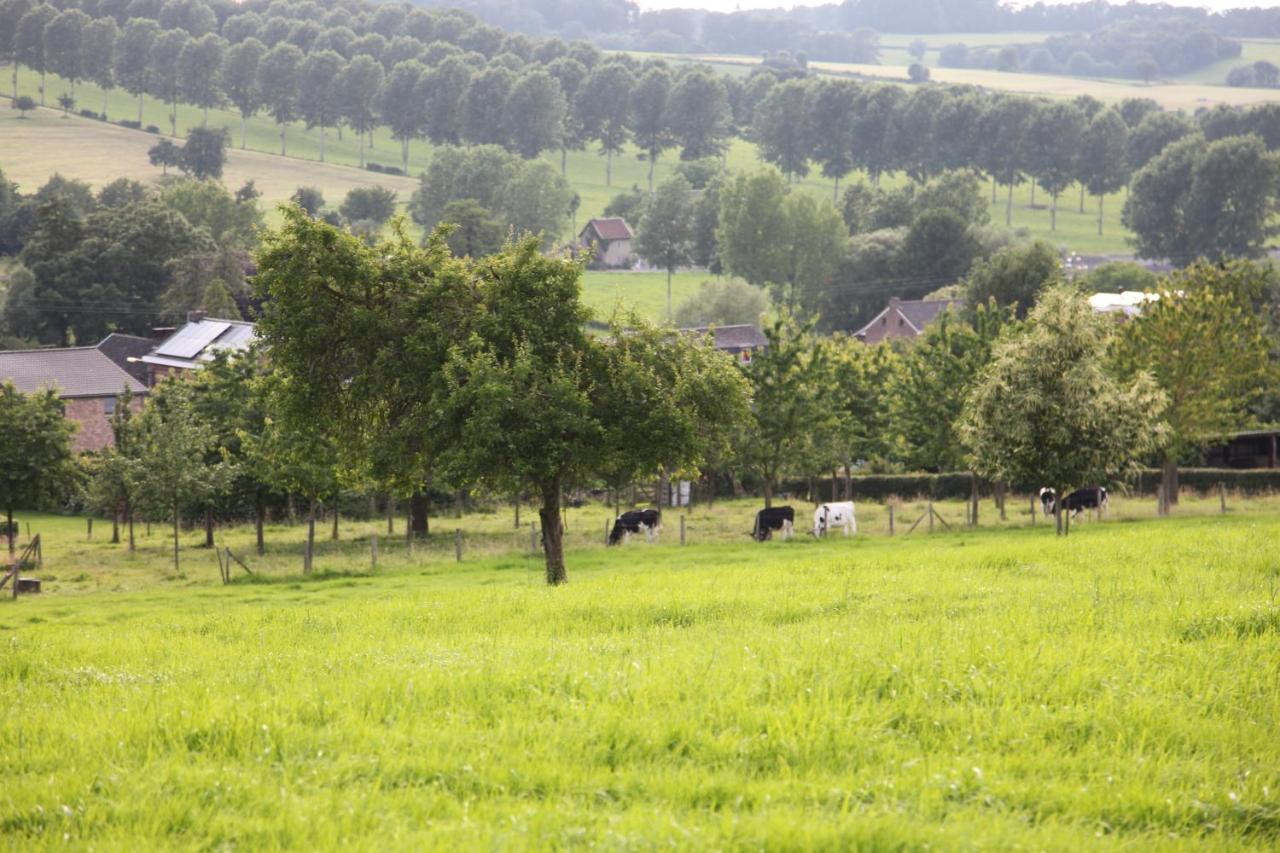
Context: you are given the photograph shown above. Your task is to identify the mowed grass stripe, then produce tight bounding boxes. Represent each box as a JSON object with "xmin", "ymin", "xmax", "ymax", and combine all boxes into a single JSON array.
[{"xmin": 1, "ymin": 507, "xmax": 1277, "ymax": 847}]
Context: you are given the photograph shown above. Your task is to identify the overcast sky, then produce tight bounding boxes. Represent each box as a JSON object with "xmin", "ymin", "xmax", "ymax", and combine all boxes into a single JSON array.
[{"xmin": 636, "ymin": 1, "xmax": 1253, "ymax": 13}]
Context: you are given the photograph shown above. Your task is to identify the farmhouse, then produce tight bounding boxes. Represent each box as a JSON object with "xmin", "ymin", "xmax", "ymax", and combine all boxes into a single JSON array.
[
  {"xmin": 855, "ymin": 298, "xmax": 962, "ymax": 344},
  {"xmin": 578, "ymin": 218, "xmax": 635, "ymax": 269},
  {"xmin": 0, "ymin": 345, "xmax": 147, "ymax": 453},
  {"xmin": 140, "ymin": 312, "xmax": 256, "ymax": 383},
  {"xmin": 680, "ymin": 324, "xmax": 769, "ymax": 364}
]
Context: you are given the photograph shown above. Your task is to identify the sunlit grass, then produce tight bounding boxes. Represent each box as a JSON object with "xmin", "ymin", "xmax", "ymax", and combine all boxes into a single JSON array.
[{"xmin": 1, "ymin": 492, "xmax": 1277, "ymax": 846}]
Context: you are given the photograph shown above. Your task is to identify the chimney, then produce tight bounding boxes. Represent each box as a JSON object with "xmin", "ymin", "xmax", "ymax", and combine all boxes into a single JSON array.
[{"xmin": 187, "ymin": 310, "xmax": 207, "ymax": 324}]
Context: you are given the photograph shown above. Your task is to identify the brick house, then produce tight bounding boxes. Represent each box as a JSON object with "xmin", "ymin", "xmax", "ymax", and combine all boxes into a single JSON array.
[
  {"xmin": 578, "ymin": 217, "xmax": 635, "ymax": 269},
  {"xmin": 0, "ymin": 346, "xmax": 148, "ymax": 453},
  {"xmin": 854, "ymin": 298, "xmax": 962, "ymax": 344}
]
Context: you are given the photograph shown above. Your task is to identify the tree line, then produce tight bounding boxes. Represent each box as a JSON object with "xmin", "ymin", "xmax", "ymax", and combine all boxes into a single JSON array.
[{"xmin": 4, "ymin": 219, "xmax": 1274, "ymax": 577}]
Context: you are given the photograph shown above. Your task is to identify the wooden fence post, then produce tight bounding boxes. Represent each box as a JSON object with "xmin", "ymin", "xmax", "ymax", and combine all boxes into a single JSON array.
[
  {"xmin": 604, "ymin": 518, "xmax": 611, "ymax": 545},
  {"xmin": 888, "ymin": 504, "xmax": 895, "ymax": 536},
  {"xmin": 455, "ymin": 528, "xmax": 462, "ymax": 562},
  {"xmin": 370, "ymin": 533, "xmax": 378, "ymax": 570},
  {"xmin": 679, "ymin": 514, "xmax": 686, "ymax": 546},
  {"xmin": 927, "ymin": 499, "xmax": 934, "ymax": 533},
  {"xmin": 1219, "ymin": 482, "xmax": 1226, "ymax": 514},
  {"xmin": 87, "ymin": 517, "xmax": 92, "ymax": 540},
  {"xmin": 529, "ymin": 522, "xmax": 537, "ymax": 556}
]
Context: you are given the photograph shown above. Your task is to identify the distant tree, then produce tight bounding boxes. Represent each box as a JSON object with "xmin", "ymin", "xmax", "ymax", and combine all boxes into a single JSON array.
[
  {"xmin": 379, "ymin": 60, "xmax": 426, "ymax": 173},
  {"xmin": 221, "ymin": 38, "xmax": 265, "ymax": 149},
  {"xmin": 1124, "ymin": 134, "xmax": 1280, "ymax": 261},
  {"xmin": 577, "ymin": 61, "xmax": 632, "ymax": 185},
  {"xmin": 440, "ymin": 198, "xmax": 504, "ymax": 258},
  {"xmin": 961, "ymin": 286, "xmax": 1166, "ymax": 533},
  {"xmin": 158, "ymin": 179, "xmax": 260, "ymax": 249},
  {"xmin": 149, "ymin": 28, "xmax": 189, "ymax": 136},
  {"xmin": 673, "ymin": 278, "xmax": 770, "ymax": 328},
  {"xmin": 297, "ymin": 49, "xmax": 343, "ymax": 162},
  {"xmin": 505, "ymin": 68, "xmax": 566, "ymax": 160},
  {"xmin": 1127, "ymin": 110, "xmax": 1194, "ymax": 173},
  {"xmin": 850, "ymin": 85, "xmax": 905, "ymax": 184},
  {"xmin": 419, "ymin": 55, "xmax": 470, "ymax": 146},
  {"xmin": 666, "ymin": 65, "xmax": 730, "ymax": 162},
  {"xmin": 86, "ymin": 387, "xmax": 141, "ymax": 549},
  {"xmin": 978, "ymin": 96, "xmax": 1034, "ymax": 225},
  {"xmin": 907, "ymin": 62, "xmax": 930, "ymax": 83},
  {"xmin": 257, "ymin": 42, "xmax": 303, "ymax": 156},
  {"xmin": 908, "ymin": 38, "xmax": 927, "ymax": 61},
  {"xmin": 939, "ymin": 43, "xmax": 969, "ymax": 68},
  {"xmin": 1113, "ymin": 261, "xmax": 1273, "ymax": 512},
  {"xmin": 178, "ymin": 32, "xmax": 225, "ymax": 124},
  {"xmin": 13, "ymin": 94, "xmax": 34, "ymax": 117},
  {"xmin": 178, "ymin": 126, "xmax": 228, "ymax": 181},
  {"xmin": 98, "ymin": 181, "xmax": 148, "ymax": 213},
  {"xmin": 1252, "ymin": 60, "xmax": 1279, "ymax": 88},
  {"xmin": 291, "ymin": 186, "xmax": 325, "ymax": 217},
  {"xmin": 148, "ymin": 137, "xmax": 181, "ymax": 175},
  {"xmin": 158, "ymin": 0, "xmax": 215, "ymax": 37},
  {"xmin": 898, "ymin": 209, "xmax": 980, "ymax": 293},
  {"xmin": 630, "ymin": 66, "xmax": 673, "ymax": 192},
  {"xmin": 547, "ymin": 56, "xmax": 588, "ymax": 175},
  {"xmin": 1078, "ymin": 108, "xmax": 1130, "ymax": 235},
  {"xmin": 1023, "ymin": 101, "xmax": 1086, "ymax": 230},
  {"xmin": 777, "ymin": 192, "xmax": 847, "ymax": 314},
  {"xmin": 115, "ymin": 17, "xmax": 158, "ymax": 124},
  {"xmin": 500, "ymin": 161, "xmax": 574, "ymax": 248},
  {"xmin": 1079, "ymin": 261, "xmax": 1157, "ymax": 294},
  {"xmin": 340, "ymin": 186, "xmax": 397, "ymax": 226},
  {"xmin": 81, "ymin": 16, "xmax": 118, "ymax": 118},
  {"xmin": 0, "ymin": 381, "xmax": 76, "ymax": 555},
  {"xmin": 963, "ymin": 240, "xmax": 1061, "ymax": 318},
  {"xmin": 716, "ymin": 168, "xmax": 788, "ymax": 290},
  {"xmin": 463, "ymin": 64, "xmax": 515, "ymax": 149},
  {"xmin": 0, "ymin": 0, "xmax": 35, "ymax": 100},
  {"xmin": 635, "ymin": 174, "xmax": 696, "ymax": 321},
  {"xmin": 752, "ymin": 78, "xmax": 813, "ymax": 181},
  {"xmin": 334, "ymin": 55, "xmax": 383, "ymax": 167},
  {"xmin": 15, "ymin": 3, "xmax": 56, "ymax": 105},
  {"xmin": 43, "ymin": 8, "xmax": 88, "ymax": 106},
  {"xmin": 807, "ymin": 78, "xmax": 859, "ymax": 202},
  {"xmin": 602, "ymin": 186, "xmax": 645, "ymax": 223}
]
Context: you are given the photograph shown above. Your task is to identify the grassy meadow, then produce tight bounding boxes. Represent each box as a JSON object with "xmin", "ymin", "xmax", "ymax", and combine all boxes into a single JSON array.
[
  {"xmin": 1, "ymin": 492, "xmax": 1279, "ymax": 847},
  {"xmin": 3, "ymin": 65, "xmax": 1138, "ymax": 257}
]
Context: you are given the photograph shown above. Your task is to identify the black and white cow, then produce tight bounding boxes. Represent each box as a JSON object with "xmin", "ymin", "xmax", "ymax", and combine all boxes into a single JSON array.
[
  {"xmin": 608, "ymin": 509, "xmax": 662, "ymax": 545},
  {"xmin": 752, "ymin": 506, "xmax": 795, "ymax": 541},
  {"xmin": 1040, "ymin": 486, "xmax": 1108, "ymax": 519},
  {"xmin": 813, "ymin": 501, "xmax": 857, "ymax": 537}
]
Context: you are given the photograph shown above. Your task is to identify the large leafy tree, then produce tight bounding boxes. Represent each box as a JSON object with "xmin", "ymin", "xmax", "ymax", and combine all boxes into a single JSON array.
[
  {"xmin": 1078, "ymin": 108, "xmax": 1130, "ymax": 236},
  {"xmin": 379, "ymin": 59, "xmax": 426, "ymax": 172},
  {"xmin": 960, "ymin": 286, "xmax": 1167, "ymax": 530},
  {"xmin": 256, "ymin": 41, "xmax": 303, "ymax": 156},
  {"xmin": 0, "ymin": 0, "xmax": 36, "ymax": 99},
  {"xmin": 1112, "ymin": 261, "xmax": 1274, "ymax": 512},
  {"xmin": 222, "ymin": 38, "xmax": 265, "ymax": 149},
  {"xmin": 0, "ymin": 381, "xmax": 76, "ymax": 555},
  {"xmin": 1123, "ymin": 134, "xmax": 1280, "ymax": 262},
  {"xmin": 178, "ymin": 32, "xmax": 225, "ymax": 124},
  {"xmin": 716, "ymin": 168, "xmax": 788, "ymax": 290},
  {"xmin": 149, "ymin": 28, "xmax": 190, "ymax": 136},
  {"xmin": 962, "ymin": 240, "xmax": 1061, "ymax": 319},
  {"xmin": 752, "ymin": 78, "xmax": 814, "ymax": 182},
  {"xmin": 81, "ymin": 16, "xmax": 117, "ymax": 118},
  {"xmin": 419, "ymin": 55, "xmax": 470, "ymax": 146},
  {"xmin": 16, "ymin": 3, "xmax": 56, "ymax": 105},
  {"xmin": 297, "ymin": 48, "xmax": 342, "ymax": 161},
  {"xmin": 334, "ymin": 55, "xmax": 383, "ymax": 167},
  {"xmin": 577, "ymin": 61, "xmax": 632, "ymax": 185},
  {"xmin": 115, "ymin": 17, "xmax": 158, "ymax": 124},
  {"xmin": 980, "ymin": 95, "xmax": 1035, "ymax": 225},
  {"xmin": 665, "ymin": 65, "xmax": 730, "ymax": 162},
  {"xmin": 505, "ymin": 69, "xmax": 566, "ymax": 161},
  {"xmin": 463, "ymin": 64, "xmax": 515, "ymax": 148},
  {"xmin": 808, "ymin": 78, "xmax": 859, "ymax": 202},
  {"xmin": 1022, "ymin": 101, "xmax": 1085, "ymax": 230},
  {"xmin": 254, "ymin": 211, "xmax": 748, "ymax": 584},
  {"xmin": 86, "ymin": 387, "xmax": 141, "ymax": 550},
  {"xmin": 630, "ymin": 66, "xmax": 672, "ymax": 192}
]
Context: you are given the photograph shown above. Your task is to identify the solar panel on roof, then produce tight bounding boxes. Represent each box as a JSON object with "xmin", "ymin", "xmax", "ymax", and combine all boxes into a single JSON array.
[{"xmin": 154, "ymin": 321, "xmax": 231, "ymax": 359}]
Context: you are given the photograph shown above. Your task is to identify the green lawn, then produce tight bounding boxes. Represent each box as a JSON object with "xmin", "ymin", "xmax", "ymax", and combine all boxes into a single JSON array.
[
  {"xmin": 581, "ymin": 270, "xmax": 728, "ymax": 324},
  {"xmin": 3, "ymin": 66, "xmax": 1138, "ymax": 256},
  {"xmin": 1, "ymin": 493, "xmax": 1278, "ymax": 847}
]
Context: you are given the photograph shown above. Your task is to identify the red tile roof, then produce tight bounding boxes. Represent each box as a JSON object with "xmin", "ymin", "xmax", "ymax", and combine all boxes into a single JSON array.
[{"xmin": 583, "ymin": 217, "xmax": 634, "ymax": 241}]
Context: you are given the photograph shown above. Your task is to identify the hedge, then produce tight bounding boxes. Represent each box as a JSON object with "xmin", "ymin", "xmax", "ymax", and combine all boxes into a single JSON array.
[{"xmin": 779, "ymin": 468, "xmax": 1280, "ymax": 504}]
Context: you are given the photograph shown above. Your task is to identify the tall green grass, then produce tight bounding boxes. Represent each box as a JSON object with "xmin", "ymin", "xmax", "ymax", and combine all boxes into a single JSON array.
[{"xmin": 1, "ymin": 496, "xmax": 1277, "ymax": 847}]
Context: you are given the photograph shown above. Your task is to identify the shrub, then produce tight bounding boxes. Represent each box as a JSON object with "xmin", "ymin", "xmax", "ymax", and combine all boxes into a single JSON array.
[
  {"xmin": 145, "ymin": 125, "xmax": 160, "ymax": 134},
  {"xmin": 118, "ymin": 119, "xmax": 142, "ymax": 129}
]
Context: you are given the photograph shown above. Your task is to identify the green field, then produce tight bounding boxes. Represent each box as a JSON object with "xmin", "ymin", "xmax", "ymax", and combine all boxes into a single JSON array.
[
  {"xmin": 581, "ymin": 270, "xmax": 729, "ymax": 324},
  {"xmin": 1, "ymin": 492, "xmax": 1278, "ymax": 847},
  {"xmin": 2, "ymin": 66, "xmax": 1137, "ymax": 256}
]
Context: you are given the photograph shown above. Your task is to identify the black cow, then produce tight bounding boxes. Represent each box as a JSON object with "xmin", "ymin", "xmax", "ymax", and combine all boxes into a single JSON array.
[
  {"xmin": 752, "ymin": 506, "xmax": 795, "ymax": 541},
  {"xmin": 608, "ymin": 509, "xmax": 662, "ymax": 545},
  {"xmin": 1040, "ymin": 486, "xmax": 1108, "ymax": 519}
]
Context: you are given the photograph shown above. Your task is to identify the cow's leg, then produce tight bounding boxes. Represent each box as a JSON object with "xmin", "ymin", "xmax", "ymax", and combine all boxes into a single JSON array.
[{"xmin": 782, "ymin": 520, "xmax": 792, "ymax": 540}]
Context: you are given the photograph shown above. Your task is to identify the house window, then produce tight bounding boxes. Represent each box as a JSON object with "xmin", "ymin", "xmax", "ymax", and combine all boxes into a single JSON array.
[
  {"xmin": 103, "ymin": 397, "xmax": 116, "ymax": 415},
  {"xmin": 741, "ymin": 350, "xmax": 752, "ymax": 364}
]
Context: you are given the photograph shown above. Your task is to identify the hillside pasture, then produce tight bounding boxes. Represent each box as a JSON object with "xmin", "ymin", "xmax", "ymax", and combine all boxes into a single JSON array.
[{"xmin": 0, "ymin": 496, "xmax": 1277, "ymax": 848}]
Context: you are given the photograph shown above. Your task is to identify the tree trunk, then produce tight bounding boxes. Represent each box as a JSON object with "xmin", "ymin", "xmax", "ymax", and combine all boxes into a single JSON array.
[
  {"xmin": 561, "ymin": 146, "xmax": 567, "ymax": 176},
  {"xmin": 172, "ymin": 503, "xmax": 180, "ymax": 573},
  {"xmin": 6, "ymin": 506, "xmax": 12, "ymax": 556},
  {"xmin": 331, "ymin": 505, "xmax": 339, "ymax": 540},
  {"xmin": 1161, "ymin": 456, "xmax": 1180, "ymax": 510},
  {"xmin": 538, "ymin": 478, "xmax": 567, "ymax": 585},
  {"xmin": 358, "ymin": 126, "xmax": 365, "ymax": 167},
  {"xmin": 137, "ymin": 92, "xmax": 143, "ymax": 124},
  {"xmin": 127, "ymin": 503, "xmax": 135, "ymax": 552},
  {"xmin": 666, "ymin": 268, "xmax": 673, "ymax": 322},
  {"xmin": 241, "ymin": 113, "xmax": 247, "ymax": 149},
  {"xmin": 763, "ymin": 478, "xmax": 774, "ymax": 509},
  {"xmin": 305, "ymin": 498, "xmax": 316, "ymax": 574},
  {"xmin": 1097, "ymin": 195, "xmax": 1104, "ymax": 236},
  {"xmin": 514, "ymin": 493, "xmax": 521, "ymax": 529},
  {"xmin": 255, "ymin": 498, "xmax": 265, "ymax": 556},
  {"xmin": 1005, "ymin": 182, "xmax": 1014, "ymax": 226},
  {"xmin": 1030, "ymin": 181, "xmax": 1036, "ymax": 207},
  {"xmin": 833, "ymin": 175, "xmax": 840, "ymax": 205},
  {"xmin": 606, "ymin": 149, "xmax": 613, "ymax": 186},
  {"xmin": 319, "ymin": 124, "xmax": 326, "ymax": 162},
  {"xmin": 111, "ymin": 510, "xmax": 120, "ymax": 544},
  {"xmin": 202, "ymin": 104, "xmax": 208, "ymax": 125},
  {"xmin": 39, "ymin": 70, "xmax": 44, "ymax": 104},
  {"xmin": 280, "ymin": 122, "xmax": 287, "ymax": 156},
  {"xmin": 386, "ymin": 495, "xmax": 394, "ymax": 534},
  {"xmin": 401, "ymin": 137, "xmax": 409, "ymax": 174},
  {"xmin": 204, "ymin": 506, "xmax": 214, "ymax": 548},
  {"xmin": 648, "ymin": 152, "xmax": 655, "ymax": 194},
  {"xmin": 103, "ymin": 88, "xmax": 109, "ymax": 120},
  {"xmin": 656, "ymin": 468, "xmax": 669, "ymax": 511},
  {"xmin": 991, "ymin": 175, "xmax": 997, "ymax": 204},
  {"xmin": 1050, "ymin": 194, "xmax": 1057, "ymax": 231},
  {"xmin": 169, "ymin": 101, "xmax": 175, "ymax": 135},
  {"xmin": 970, "ymin": 473, "xmax": 979, "ymax": 526},
  {"xmin": 1054, "ymin": 494, "xmax": 1063, "ymax": 536},
  {"xmin": 1078, "ymin": 183, "xmax": 1085, "ymax": 213},
  {"xmin": 10, "ymin": 65, "xmax": 15, "ymax": 100},
  {"xmin": 410, "ymin": 490, "xmax": 428, "ymax": 537}
]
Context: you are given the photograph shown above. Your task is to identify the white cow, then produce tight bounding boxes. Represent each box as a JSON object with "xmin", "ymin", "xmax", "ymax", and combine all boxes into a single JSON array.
[{"xmin": 813, "ymin": 501, "xmax": 857, "ymax": 537}]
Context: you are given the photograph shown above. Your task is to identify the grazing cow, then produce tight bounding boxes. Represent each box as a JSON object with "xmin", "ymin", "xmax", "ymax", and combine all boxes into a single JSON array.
[
  {"xmin": 752, "ymin": 506, "xmax": 795, "ymax": 541},
  {"xmin": 608, "ymin": 509, "xmax": 662, "ymax": 545},
  {"xmin": 1041, "ymin": 486, "xmax": 1109, "ymax": 519},
  {"xmin": 812, "ymin": 501, "xmax": 857, "ymax": 537}
]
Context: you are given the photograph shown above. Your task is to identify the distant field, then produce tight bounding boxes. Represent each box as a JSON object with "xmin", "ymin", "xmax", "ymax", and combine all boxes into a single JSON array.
[
  {"xmin": 581, "ymin": 270, "xmax": 731, "ymax": 324},
  {"xmin": 1, "ymin": 494, "xmax": 1277, "ymax": 847},
  {"xmin": 3, "ymin": 66, "xmax": 1135, "ymax": 256}
]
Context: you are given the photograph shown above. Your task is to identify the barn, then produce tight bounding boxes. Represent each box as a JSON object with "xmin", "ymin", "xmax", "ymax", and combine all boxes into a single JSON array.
[{"xmin": 578, "ymin": 218, "xmax": 635, "ymax": 269}]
